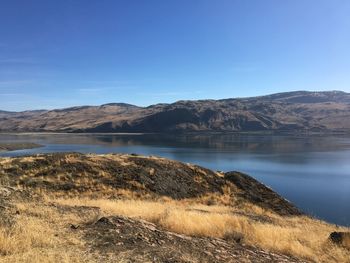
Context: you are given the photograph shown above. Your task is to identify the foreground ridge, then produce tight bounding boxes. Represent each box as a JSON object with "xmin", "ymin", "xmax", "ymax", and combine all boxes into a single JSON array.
[{"xmin": 0, "ymin": 153, "xmax": 349, "ymax": 262}]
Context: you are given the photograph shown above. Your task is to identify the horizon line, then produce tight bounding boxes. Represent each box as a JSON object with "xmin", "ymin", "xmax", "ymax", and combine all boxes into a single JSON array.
[{"xmin": 1, "ymin": 89, "xmax": 347, "ymax": 113}]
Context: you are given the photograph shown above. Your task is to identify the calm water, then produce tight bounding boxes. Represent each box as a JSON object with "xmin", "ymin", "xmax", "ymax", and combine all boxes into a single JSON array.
[{"xmin": 1, "ymin": 133, "xmax": 350, "ymax": 226}]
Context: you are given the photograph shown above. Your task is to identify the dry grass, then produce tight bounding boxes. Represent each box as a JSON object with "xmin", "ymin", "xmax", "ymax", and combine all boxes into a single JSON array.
[
  {"xmin": 0, "ymin": 217, "xmax": 55, "ymax": 255},
  {"xmin": 0, "ymin": 196, "xmax": 349, "ymax": 262},
  {"xmin": 0, "ymin": 203, "xmax": 93, "ymax": 263},
  {"xmin": 1, "ymin": 153, "xmax": 349, "ymax": 262},
  {"xmin": 53, "ymin": 197, "xmax": 350, "ymax": 263}
]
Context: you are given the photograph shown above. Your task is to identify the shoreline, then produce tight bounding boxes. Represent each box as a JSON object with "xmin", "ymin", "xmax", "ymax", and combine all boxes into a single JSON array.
[
  {"xmin": 0, "ymin": 130, "xmax": 349, "ymax": 136},
  {"xmin": 0, "ymin": 142, "xmax": 43, "ymax": 152},
  {"xmin": 0, "ymin": 152, "xmax": 349, "ymax": 262}
]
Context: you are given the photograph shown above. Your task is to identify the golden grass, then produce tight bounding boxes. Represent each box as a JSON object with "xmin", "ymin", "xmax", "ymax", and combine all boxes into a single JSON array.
[
  {"xmin": 0, "ymin": 217, "xmax": 55, "ymax": 255},
  {"xmin": 0, "ymin": 195, "xmax": 349, "ymax": 262},
  {"xmin": 53, "ymin": 197, "xmax": 350, "ymax": 263},
  {"xmin": 1, "ymin": 150, "xmax": 349, "ymax": 263},
  {"xmin": 160, "ymin": 209, "xmax": 251, "ymax": 238},
  {"xmin": 0, "ymin": 203, "xmax": 93, "ymax": 263}
]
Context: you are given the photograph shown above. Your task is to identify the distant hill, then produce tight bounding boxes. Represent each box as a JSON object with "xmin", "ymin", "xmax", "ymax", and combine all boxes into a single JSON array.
[{"xmin": 1, "ymin": 91, "xmax": 350, "ymax": 133}]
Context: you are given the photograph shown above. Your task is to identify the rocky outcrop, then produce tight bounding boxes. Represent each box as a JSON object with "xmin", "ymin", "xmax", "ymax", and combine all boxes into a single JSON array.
[
  {"xmin": 0, "ymin": 153, "xmax": 302, "ymax": 216},
  {"xmin": 225, "ymin": 171, "xmax": 302, "ymax": 216},
  {"xmin": 0, "ymin": 185, "xmax": 309, "ymax": 262},
  {"xmin": 329, "ymin": 232, "xmax": 350, "ymax": 249},
  {"xmin": 0, "ymin": 153, "xmax": 346, "ymax": 262},
  {"xmin": 81, "ymin": 215, "xmax": 307, "ymax": 263}
]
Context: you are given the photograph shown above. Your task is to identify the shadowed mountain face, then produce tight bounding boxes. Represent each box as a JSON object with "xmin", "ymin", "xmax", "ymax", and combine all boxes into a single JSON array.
[{"xmin": 1, "ymin": 91, "xmax": 350, "ymax": 133}]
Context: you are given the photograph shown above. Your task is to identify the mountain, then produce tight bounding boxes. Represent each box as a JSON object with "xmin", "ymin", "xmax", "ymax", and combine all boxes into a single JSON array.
[{"xmin": 1, "ymin": 91, "xmax": 350, "ymax": 133}]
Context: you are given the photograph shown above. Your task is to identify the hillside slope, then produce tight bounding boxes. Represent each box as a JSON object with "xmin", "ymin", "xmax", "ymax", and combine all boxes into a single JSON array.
[
  {"xmin": 0, "ymin": 153, "xmax": 349, "ymax": 262},
  {"xmin": 0, "ymin": 91, "xmax": 350, "ymax": 132}
]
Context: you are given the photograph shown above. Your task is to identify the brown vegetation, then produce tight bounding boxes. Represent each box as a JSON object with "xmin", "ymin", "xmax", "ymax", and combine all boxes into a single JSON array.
[
  {"xmin": 0, "ymin": 153, "xmax": 349, "ymax": 262},
  {"xmin": 0, "ymin": 143, "xmax": 41, "ymax": 152},
  {"xmin": 1, "ymin": 91, "xmax": 350, "ymax": 133}
]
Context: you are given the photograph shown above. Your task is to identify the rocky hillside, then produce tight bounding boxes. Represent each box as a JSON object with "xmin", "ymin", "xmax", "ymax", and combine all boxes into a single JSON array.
[
  {"xmin": 0, "ymin": 187, "xmax": 305, "ymax": 263},
  {"xmin": 1, "ymin": 91, "xmax": 350, "ymax": 133},
  {"xmin": 0, "ymin": 153, "xmax": 301, "ymax": 216},
  {"xmin": 1, "ymin": 153, "xmax": 349, "ymax": 262}
]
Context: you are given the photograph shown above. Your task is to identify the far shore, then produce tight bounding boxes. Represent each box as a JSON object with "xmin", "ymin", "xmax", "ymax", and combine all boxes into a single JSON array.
[
  {"xmin": 0, "ymin": 130, "xmax": 349, "ymax": 136},
  {"xmin": 0, "ymin": 142, "xmax": 43, "ymax": 152}
]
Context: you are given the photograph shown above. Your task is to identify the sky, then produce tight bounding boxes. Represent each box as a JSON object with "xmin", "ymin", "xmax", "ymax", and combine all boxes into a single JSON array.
[{"xmin": 0, "ymin": 0, "xmax": 349, "ymax": 111}]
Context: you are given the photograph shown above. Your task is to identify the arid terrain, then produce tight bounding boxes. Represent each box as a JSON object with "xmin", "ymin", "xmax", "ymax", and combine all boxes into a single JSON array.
[
  {"xmin": 1, "ymin": 91, "xmax": 350, "ymax": 133},
  {"xmin": 0, "ymin": 143, "xmax": 42, "ymax": 152},
  {"xmin": 0, "ymin": 153, "xmax": 349, "ymax": 262}
]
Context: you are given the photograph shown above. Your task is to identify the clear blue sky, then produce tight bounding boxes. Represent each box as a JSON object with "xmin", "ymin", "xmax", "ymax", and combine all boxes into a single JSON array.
[{"xmin": 1, "ymin": 0, "xmax": 349, "ymax": 111}]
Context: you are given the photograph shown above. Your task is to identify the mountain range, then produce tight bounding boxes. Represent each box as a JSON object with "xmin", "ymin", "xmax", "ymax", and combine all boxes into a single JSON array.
[{"xmin": 1, "ymin": 90, "xmax": 350, "ymax": 133}]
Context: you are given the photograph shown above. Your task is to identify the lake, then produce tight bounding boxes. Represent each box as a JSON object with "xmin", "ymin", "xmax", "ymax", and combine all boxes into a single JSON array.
[{"xmin": 0, "ymin": 133, "xmax": 349, "ymax": 226}]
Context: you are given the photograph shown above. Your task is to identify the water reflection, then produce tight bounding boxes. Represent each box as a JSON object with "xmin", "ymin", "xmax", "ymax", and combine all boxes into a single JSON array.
[{"xmin": 0, "ymin": 133, "xmax": 350, "ymax": 226}]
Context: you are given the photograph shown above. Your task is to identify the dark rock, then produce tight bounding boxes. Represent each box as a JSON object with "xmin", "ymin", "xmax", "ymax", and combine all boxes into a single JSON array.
[
  {"xmin": 70, "ymin": 224, "xmax": 79, "ymax": 230},
  {"xmin": 330, "ymin": 232, "xmax": 343, "ymax": 244},
  {"xmin": 1, "ymin": 153, "xmax": 305, "ymax": 216},
  {"xmin": 223, "ymin": 231, "xmax": 244, "ymax": 244},
  {"xmin": 82, "ymin": 215, "xmax": 306, "ymax": 263},
  {"xmin": 329, "ymin": 232, "xmax": 350, "ymax": 248},
  {"xmin": 224, "ymin": 171, "xmax": 303, "ymax": 216},
  {"xmin": 95, "ymin": 217, "xmax": 114, "ymax": 226}
]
